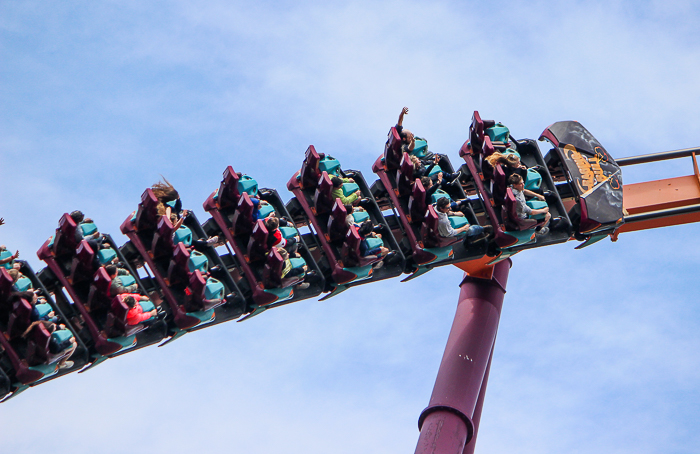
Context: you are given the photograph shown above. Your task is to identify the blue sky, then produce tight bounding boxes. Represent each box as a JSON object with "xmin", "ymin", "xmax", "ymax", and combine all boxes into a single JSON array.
[{"xmin": 1, "ymin": 1, "xmax": 699, "ymax": 453}]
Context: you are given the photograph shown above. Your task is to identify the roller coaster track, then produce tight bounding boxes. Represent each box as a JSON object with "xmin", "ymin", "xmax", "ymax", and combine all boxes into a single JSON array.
[{"xmin": 1, "ymin": 127, "xmax": 699, "ymax": 454}]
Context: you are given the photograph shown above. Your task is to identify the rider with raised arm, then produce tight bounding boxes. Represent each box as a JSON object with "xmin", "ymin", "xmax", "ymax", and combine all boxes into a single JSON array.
[{"xmin": 396, "ymin": 106, "xmax": 415, "ymax": 153}]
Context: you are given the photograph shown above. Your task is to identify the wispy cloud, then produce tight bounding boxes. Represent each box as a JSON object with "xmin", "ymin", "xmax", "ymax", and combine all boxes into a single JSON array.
[{"xmin": 1, "ymin": 1, "xmax": 699, "ymax": 453}]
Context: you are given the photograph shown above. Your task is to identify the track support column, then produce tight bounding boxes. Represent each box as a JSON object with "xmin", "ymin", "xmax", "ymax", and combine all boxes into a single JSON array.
[{"xmin": 415, "ymin": 260, "xmax": 511, "ymax": 454}]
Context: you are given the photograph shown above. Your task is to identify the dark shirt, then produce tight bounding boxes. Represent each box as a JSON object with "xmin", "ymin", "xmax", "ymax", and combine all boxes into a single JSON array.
[{"xmin": 414, "ymin": 161, "xmax": 437, "ymax": 179}]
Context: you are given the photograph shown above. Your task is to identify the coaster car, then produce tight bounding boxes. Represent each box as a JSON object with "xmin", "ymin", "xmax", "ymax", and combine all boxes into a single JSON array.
[
  {"xmin": 540, "ymin": 120, "xmax": 624, "ymax": 242},
  {"xmin": 458, "ymin": 111, "xmax": 575, "ymax": 262},
  {"xmin": 371, "ymin": 128, "xmax": 488, "ymax": 276},
  {"xmin": 204, "ymin": 166, "xmax": 323, "ymax": 313},
  {"xmin": 286, "ymin": 146, "xmax": 404, "ymax": 298}
]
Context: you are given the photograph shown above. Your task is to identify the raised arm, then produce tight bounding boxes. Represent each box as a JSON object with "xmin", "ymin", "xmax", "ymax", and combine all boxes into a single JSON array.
[{"xmin": 397, "ymin": 106, "xmax": 409, "ymax": 127}]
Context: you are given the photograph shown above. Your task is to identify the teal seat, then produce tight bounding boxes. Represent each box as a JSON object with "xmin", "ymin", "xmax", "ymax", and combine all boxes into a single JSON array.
[
  {"xmin": 503, "ymin": 147, "xmax": 521, "ymax": 159},
  {"xmin": 97, "ymin": 248, "xmax": 117, "ymax": 265},
  {"xmin": 449, "ymin": 216, "xmax": 468, "ymax": 229},
  {"xmin": 319, "ymin": 156, "xmax": 341, "ymax": 176},
  {"xmin": 188, "ymin": 251, "xmax": 209, "ymax": 273},
  {"xmin": 279, "ymin": 226, "xmax": 297, "ymax": 239},
  {"xmin": 238, "ymin": 176, "xmax": 258, "ymax": 197},
  {"xmin": 119, "ymin": 274, "xmax": 136, "ymax": 288},
  {"xmin": 80, "ymin": 222, "xmax": 98, "ymax": 236},
  {"xmin": 352, "ymin": 210, "xmax": 370, "ymax": 224},
  {"xmin": 35, "ymin": 303, "xmax": 52, "ymax": 319},
  {"xmin": 427, "ymin": 165, "xmax": 442, "ymax": 177},
  {"xmin": 258, "ymin": 203, "xmax": 275, "ymax": 219},
  {"xmin": 51, "ymin": 329, "xmax": 73, "ymax": 345},
  {"xmin": 205, "ymin": 278, "xmax": 225, "ymax": 300},
  {"xmin": 365, "ymin": 237, "xmax": 384, "ymax": 251},
  {"xmin": 342, "ymin": 182, "xmax": 360, "ymax": 197},
  {"xmin": 411, "ymin": 138, "xmax": 428, "ymax": 158},
  {"xmin": 526, "ymin": 200, "xmax": 548, "ymax": 220},
  {"xmin": 431, "ymin": 189, "xmax": 452, "ymax": 204},
  {"xmin": 0, "ymin": 250, "xmax": 13, "ymax": 269},
  {"xmin": 14, "ymin": 276, "xmax": 32, "ymax": 292},
  {"xmin": 289, "ymin": 257, "xmax": 306, "ymax": 270},
  {"xmin": 173, "ymin": 226, "xmax": 193, "ymax": 247},
  {"xmin": 139, "ymin": 300, "xmax": 155, "ymax": 312},
  {"xmin": 486, "ymin": 123, "xmax": 510, "ymax": 143},
  {"xmin": 525, "ymin": 168, "xmax": 542, "ymax": 191}
]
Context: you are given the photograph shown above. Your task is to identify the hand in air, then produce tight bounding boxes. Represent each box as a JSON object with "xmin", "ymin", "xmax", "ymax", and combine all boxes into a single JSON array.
[{"xmin": 402, "ymin": 107, "xmax": 409, "ymax": 115}]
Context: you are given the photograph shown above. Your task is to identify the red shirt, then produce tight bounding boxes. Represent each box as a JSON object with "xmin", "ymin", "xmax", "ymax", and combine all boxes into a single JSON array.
[{"xmin": 121, "ymin": 293, "xmax": 152, "ymax": 325}]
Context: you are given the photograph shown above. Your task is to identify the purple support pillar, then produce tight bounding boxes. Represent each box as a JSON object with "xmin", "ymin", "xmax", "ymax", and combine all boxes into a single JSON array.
[
  {"xmin": 414, "ymin": 260, "xmax": 511, "ymax": 454},
  {"xmin": 462, "ymin": 343, "xmax": 495, "ymax": 454}
]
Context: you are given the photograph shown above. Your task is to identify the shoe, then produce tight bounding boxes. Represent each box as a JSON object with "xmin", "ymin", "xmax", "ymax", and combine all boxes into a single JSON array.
[
  {"xmin": 59, "ymin": 361, "xmax": 74, "ymax": 370},
  {"xmin": 296, "ymin": 282, "xmax": 310, "ymax": 290},
  {"xmin": 373, "ymin": 224, "xmax": 388, "ymax": 234},
  {"xmin": 542, "ymin": 190, "xmax": 555, "ymax": 199},
  {"xmin": 384, "ymin": 251, "xmax": 397, "ymax": 262},
  {"xmin": 372, "ymin": 260, "xmax": 384, "ymax": 270},
  {"xmin": 531, "ymin": 165, "xmax": 545, "ymax": 173},
  {"xmin": 549, "ymin": 217, "xmax": 563, "ymax": 230},
  {"xmin": 536, "ymin": 226, "xmax": 549, "ymax": 236},
  {"xmin": 482, "ymin": 225, "xmax": 494, "ymax": 238},
  {"xmin": 358, "ymin": 198, "xmax": 372, "ymax": 207},
  {"xmin": 304, "ymin": 270, "xmax": 317, "ymax": 278},
  {"xmin": 206, "ymin": 236, "xmax": 219, "ymax": 246}
]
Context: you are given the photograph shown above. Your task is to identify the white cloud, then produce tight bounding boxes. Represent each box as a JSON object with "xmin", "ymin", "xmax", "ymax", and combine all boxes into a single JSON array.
[{"xmin": 1, "ymin": 1, "xmax": 699, "ymax": 453}]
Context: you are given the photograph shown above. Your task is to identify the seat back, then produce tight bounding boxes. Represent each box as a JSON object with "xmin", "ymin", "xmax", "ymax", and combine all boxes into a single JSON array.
[
  {"xmin": 493, "ymin": 164, "xmax": 507, "ymax": 206},
  {"xmin": 469, "ymin": 111, "xmax": 485, "ymax": 156},
  {"xmin": 502, "ymin": 188, "xmax": 537, "ymax": 231},
  {"xmin": 420, "ymin": 205, "xmax": 442, "ymax": 248},
  {"xmin": 184, "ymin": 270, "xmax": 208, "ymax": 312},
  {"xmin": 231, "ymin": 192, "xmax": 255, "ymax": 236},
  {"xmin": 300, "ymin": 145, "xmax": 322, "ymax": 190},
  {"xmin": 247, "ymin": 220, "xmax": 270, "ymax": 263},
  {"xmin": 26, "ymin": 323, "xmax": 52, "ymax": 366},
  {"xmin": 69, "ymin": 240, "xmax": 96, "ymax": 285},
  {"xmin": 52, "ymin": 213, "xmax": 79, "ymax": 257},
  {"xmin": 151, "ymin": 215, "xmax": 175, "ymax": 259},
  {"xmin": 105, "ymin": 296, "xmax": 130, "ymax": 338},
  {"xmin": 408, "ymin": 178, "xmax": 427, "ymax": 224},
  {"xmin": 262, "ymin": 248, "xmax": 285, "ymax": 288},
  {"xmin": 313, "ymin": 171, "xmax": 335, "ymax": 215},
  {"xmin": 327, "ymin": 199, "xmax": 349, "ymax": 242},
  {"xmin": 135, "ymin": 188, "xmax": 160, "ymax": 232},
  {"xmin": 7, "ymin": 297, "xmax": 33, "ymax": 340},
  {"xmin": 396, "ymin": 152, "xmax": 414, "ymax": 197},
  {"xmin": 217, "ymin": 166, "xmax": 241, "ymax": 209},
  {"xmin": 87, "ymin": 266, "xmax": 112, "ymax": 311},
  {"xmin": 384, "ymin": 127, "xmax": 403, "ymax": 171},
  {"xmin": 341, "ymin": 227, "xmax": 381, "ymax": 268},
  {"xmin": 167, "ymin": 242, "xmax": 191, "ymax": 287},
  {"xmin": 0, "ymin": 268, "xmax": 15, "ymax": 316},
  {"xmin": 482, "ymin": 135, "xmax": 496, "ymax": 159},
  {"xmin": 342, "ymin": 227, "xmax": 363, "ymax": 265},
  {"xmin": 420, "ymin": 205, "xmax": 463, "ymax": 249}
]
